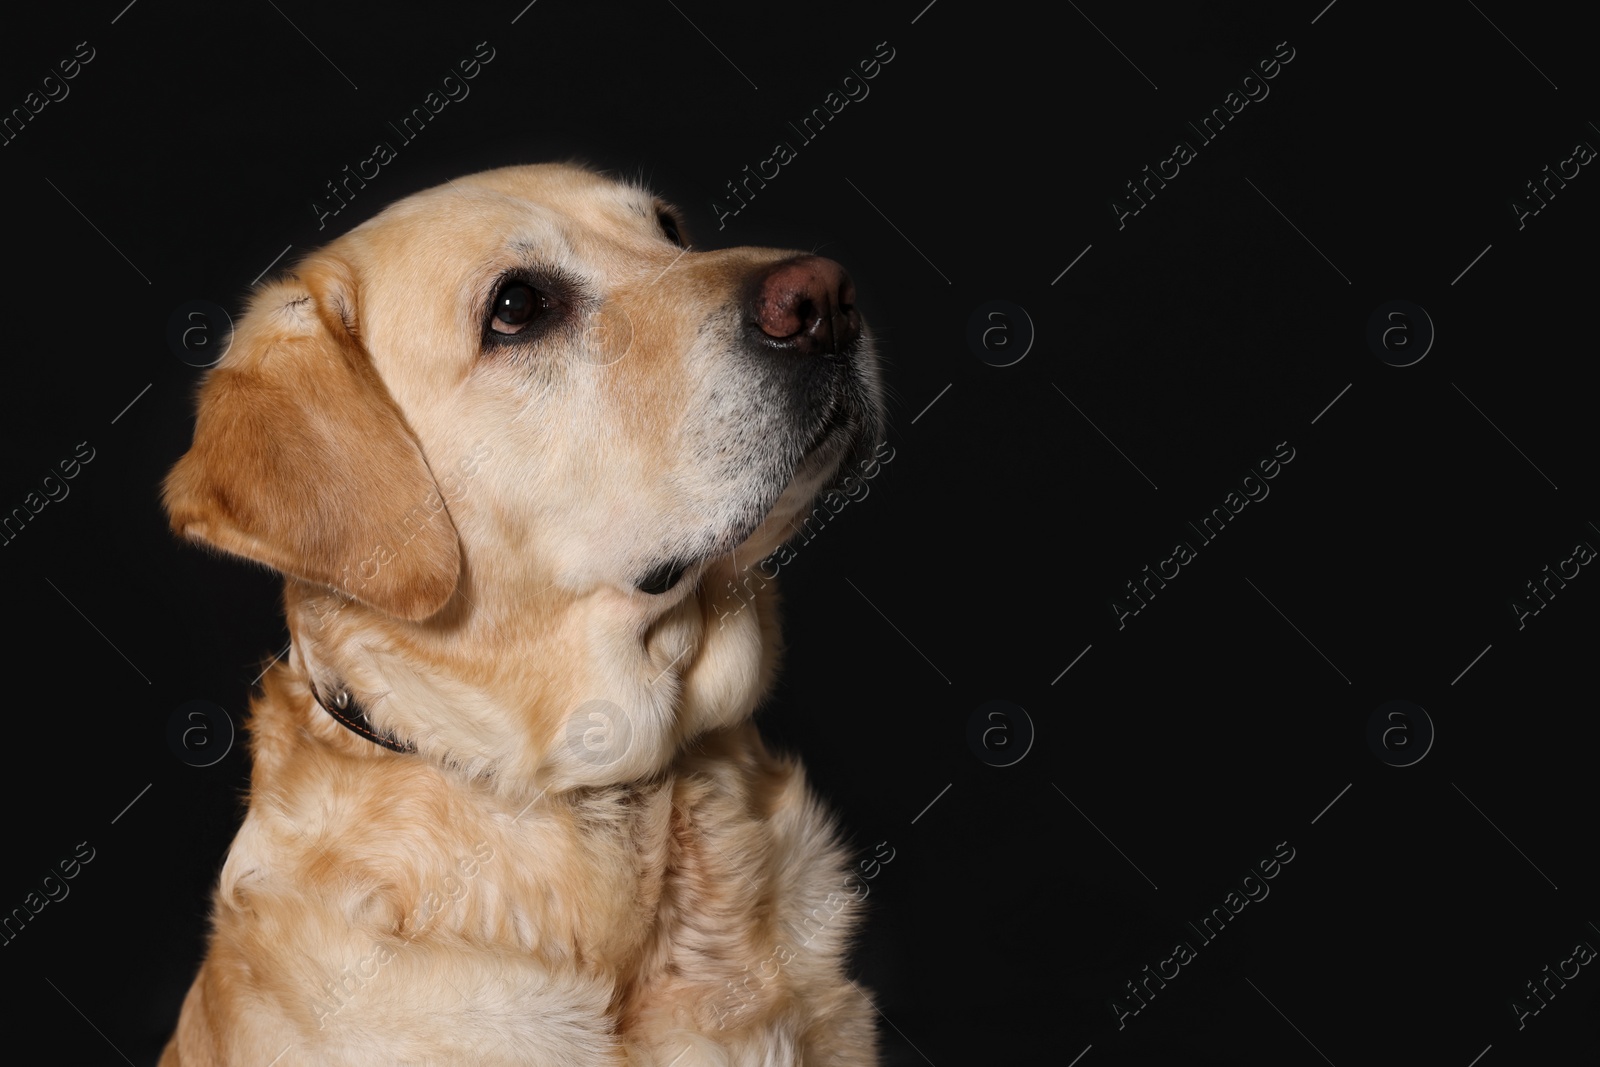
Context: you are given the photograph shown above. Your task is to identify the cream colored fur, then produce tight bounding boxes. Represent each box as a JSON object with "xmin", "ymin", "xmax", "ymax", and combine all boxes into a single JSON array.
[{"xmin": 160, "ymin": 164, "xmax": 882, "ymax": 1065}]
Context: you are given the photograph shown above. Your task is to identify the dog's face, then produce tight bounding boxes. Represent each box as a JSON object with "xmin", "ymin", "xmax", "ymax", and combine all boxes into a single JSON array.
[{"xmin": 165, "ymin": 163, "xmax": 883, "ymax": 792}]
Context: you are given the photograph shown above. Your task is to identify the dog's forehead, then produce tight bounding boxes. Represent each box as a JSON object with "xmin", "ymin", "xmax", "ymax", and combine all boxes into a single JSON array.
[
  {"xmin": 456, "ymin": 163, "xmax": 655, "ymax": 210},
  {"xmin": 355, "ymin": 164, "xmax": 658, "ymax": 253}
]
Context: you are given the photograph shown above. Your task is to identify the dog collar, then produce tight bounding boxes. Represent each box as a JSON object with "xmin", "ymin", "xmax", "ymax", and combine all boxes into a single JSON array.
[{"xmin": 308, "ymin": 679, "xmax": 415, "ymax": 754}]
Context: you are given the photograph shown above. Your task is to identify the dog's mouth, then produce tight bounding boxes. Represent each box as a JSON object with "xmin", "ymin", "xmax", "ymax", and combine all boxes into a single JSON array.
[{"xmin": 636, "ymin": 559, "xmax": 691, "ymax": 596}]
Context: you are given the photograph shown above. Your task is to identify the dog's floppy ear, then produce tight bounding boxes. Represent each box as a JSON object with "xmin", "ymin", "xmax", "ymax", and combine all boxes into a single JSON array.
[{"xmin": 163, "ymin": 254, "xmax": 461, "ymax": 621}]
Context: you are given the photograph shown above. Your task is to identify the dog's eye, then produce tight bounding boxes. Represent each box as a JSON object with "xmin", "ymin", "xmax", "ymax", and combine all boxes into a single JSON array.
[
  {"xmin": 657, "ymin": 212, "xmax": 686, "ymax": 248},
  {"xmin": 491, "ymin": 282, "xmax": 558, "ymax": 335}
]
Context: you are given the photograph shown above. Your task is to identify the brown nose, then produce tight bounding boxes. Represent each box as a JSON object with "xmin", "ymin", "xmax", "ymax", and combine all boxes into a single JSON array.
[{"xmin": 748, "ymin": 255, "xmax": 861, "ymax": 356}]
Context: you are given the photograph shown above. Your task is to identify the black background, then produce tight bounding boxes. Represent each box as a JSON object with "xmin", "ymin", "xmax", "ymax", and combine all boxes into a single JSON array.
[{"xmin": 3, "ymin": 2, "xmax": 1596, "ymax": 1064}]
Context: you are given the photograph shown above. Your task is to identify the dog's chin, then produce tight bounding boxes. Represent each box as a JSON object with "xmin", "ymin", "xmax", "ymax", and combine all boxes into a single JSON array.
[{"xmin": 633, "ymin": 401, "xmax": 877, "ymax": 600}]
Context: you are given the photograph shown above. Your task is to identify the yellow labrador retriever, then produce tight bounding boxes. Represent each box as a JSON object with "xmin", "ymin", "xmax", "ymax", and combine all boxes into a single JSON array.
[{"xmin": 160, "ymin": 163, "xmax": 885, "ymax": 1066}]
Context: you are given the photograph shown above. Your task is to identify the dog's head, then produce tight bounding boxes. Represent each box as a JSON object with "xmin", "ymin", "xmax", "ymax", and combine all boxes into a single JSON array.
[{"xmin": 164, "ymin": 163, "xmax": 884, "ymax": 792}]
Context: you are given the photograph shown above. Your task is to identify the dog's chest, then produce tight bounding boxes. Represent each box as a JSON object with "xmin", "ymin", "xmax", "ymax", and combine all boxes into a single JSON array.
[
  {"xmin": 272, "ymin": 773, "xmax": 681, "ymax": 974},
  {"xmin": 195, "ymin": 713, "xmax": 866, "ymax": 1062}
]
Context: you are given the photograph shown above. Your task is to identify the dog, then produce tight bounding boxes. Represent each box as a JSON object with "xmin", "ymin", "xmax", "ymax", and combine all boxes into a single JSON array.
[{"xmin": 159, "ymin": 163, "xmax": 886, "ymax": 1066}]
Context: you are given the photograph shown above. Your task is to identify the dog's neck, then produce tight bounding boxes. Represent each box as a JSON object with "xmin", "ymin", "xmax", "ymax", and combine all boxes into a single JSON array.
[{"xmin": 282, "ymin": 556, "xmax": 783, "ymax": 796}]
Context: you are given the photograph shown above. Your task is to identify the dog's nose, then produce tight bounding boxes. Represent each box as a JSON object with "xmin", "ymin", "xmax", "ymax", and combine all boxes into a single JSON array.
[{"xmin": 748, "ymin": 255, "xmax": 860, "ymax": 356}]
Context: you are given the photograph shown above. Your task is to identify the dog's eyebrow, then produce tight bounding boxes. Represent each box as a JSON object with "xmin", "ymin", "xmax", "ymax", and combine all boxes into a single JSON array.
[{"xmin": 508, "ymin": 233, "xmax": 580, "ymax": 263}]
